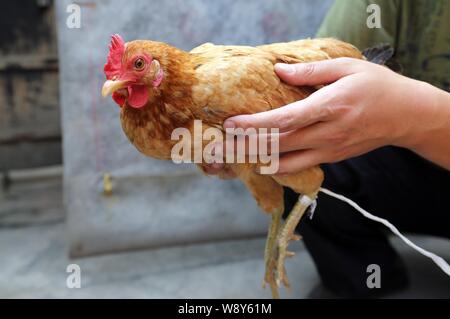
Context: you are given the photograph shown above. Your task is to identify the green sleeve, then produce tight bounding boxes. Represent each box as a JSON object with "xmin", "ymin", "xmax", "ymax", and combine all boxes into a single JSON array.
[{"xmin": 316, "ymin": 0, "xmax": 401, "ymax": 51}]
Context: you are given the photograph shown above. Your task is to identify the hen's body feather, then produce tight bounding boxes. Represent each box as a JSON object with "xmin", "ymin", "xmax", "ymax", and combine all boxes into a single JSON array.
[{"xmin": 120, "ymin": 38, "xmax": 362, "ymax": 214}]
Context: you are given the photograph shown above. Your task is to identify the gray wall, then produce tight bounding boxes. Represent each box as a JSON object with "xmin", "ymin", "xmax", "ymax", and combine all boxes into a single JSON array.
[{"xmin": 55, "ymin": 0, "xmax": 333, "ymax": 257}]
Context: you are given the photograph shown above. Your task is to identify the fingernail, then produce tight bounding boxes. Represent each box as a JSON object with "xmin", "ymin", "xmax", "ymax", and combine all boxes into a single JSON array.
[
  {"xmin": 223, "ymin": 120, "xmax": 235, "ymax": 129},
  {"xmin": 275, "ymin": 63, "xmax": 295, "ymax": 74},
  {"xmin": 211, "ymin": 162, "xmax": 224, "ymax": 170}
]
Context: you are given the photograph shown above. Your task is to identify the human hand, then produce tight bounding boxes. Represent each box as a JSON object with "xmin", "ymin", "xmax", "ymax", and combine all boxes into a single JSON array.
[
  {"xmin": 198, "ymin": 163, "xmax": 237, "ymax": 179},
  {"xmin": 219, "ymin": 58, "xmax": 439, "ymax": 174}
]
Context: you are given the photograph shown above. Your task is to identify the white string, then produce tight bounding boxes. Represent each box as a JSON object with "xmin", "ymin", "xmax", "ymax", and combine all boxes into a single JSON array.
[{"xmin": 319, "ymin": 187, "xmax": 450, "ymax": 276}]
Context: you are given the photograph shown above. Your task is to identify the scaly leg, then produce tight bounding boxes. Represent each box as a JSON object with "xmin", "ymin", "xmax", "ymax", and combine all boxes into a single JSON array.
[
  {"xmin": 275, "ymin": 192, "xmax": 318, "ymax": 287},
  {"xmin": 263, "ymin": 209, "xmax": 282, "ymax": 298}
]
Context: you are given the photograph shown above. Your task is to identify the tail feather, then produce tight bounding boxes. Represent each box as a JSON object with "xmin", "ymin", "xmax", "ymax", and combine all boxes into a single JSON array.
[{"xmin": 363, "ymin": 43, "xmax": 403, "ymax": 73}]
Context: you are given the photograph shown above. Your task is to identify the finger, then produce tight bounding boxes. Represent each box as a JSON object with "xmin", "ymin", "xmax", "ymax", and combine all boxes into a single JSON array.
[
  {"xmin": 224, "ymin": 92, "xmax": 331, "ymax": 133},
  {"xmin": 276, "ymin": 130, "xmax": 318, "ymax": 153},
  {"xmin": 276, "ymin": 138, "xmax": 379, "ymax": 174},
  {"xmin": 219, "ymin": 165, "xmax": 238, "ymax": 179},
  {"xmin": 222, "ymin": 121, "xmax": 335, "ymax": 156},
  {"xmin": 225, "ymin": 129, "xmax": 318, "ymax": 155},
  {"xmin": 201, "ymin": 163, "xmax": 225, "ymax": 175},
  {"xmin": 277, "ymin": 122, "xmax": 342, "ymax": 153},
  {"xmin": 274, "ymin": 57, "xmax": 362, "ymax": 86},
  {"xmin": 220, "ymin": 133, "xmax": 275, "ymax": 156},
  {"xmin": 276, "ymin": 149, "xmax": 327, "ymax": 175}
]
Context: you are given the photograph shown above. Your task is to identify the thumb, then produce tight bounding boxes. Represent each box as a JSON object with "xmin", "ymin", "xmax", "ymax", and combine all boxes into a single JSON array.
[{"xmin": 274, "ymin": 57, "xmax": 361, "ymax": 86}]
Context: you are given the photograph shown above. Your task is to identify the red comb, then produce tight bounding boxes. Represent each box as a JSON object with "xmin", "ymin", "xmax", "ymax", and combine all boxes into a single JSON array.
[{"xmin": 104, "ymin": 34, "xmax": 125, "ymax": 79}]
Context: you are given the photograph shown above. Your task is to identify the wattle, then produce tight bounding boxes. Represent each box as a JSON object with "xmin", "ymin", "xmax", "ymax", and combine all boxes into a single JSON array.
[
  {"xmin": 127, "ymin": 85, "xmax": 149, "ymax": 108},
  {"xmin": 112, "ymin": 92, "xmax": 126, "ymax": 107}
]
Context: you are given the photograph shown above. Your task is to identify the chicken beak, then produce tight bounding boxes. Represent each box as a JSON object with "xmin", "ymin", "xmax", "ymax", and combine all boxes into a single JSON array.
[{"xmin": 101, "ymin": 80, "xmax": 128, "ymax": 97}]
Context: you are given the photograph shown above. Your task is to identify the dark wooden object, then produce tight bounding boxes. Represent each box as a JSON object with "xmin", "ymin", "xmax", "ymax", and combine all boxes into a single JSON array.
[{"xmin": 0, "ymin": 1, "xmax": 61, "ymax": 170}]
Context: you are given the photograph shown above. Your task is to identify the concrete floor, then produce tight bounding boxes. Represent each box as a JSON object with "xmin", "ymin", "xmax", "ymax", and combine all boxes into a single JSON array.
[
  {"xmin": 0, "ymin": 222, "xmax": 316, "ymax": 298},
  {"xmin": 0, "ymin": 220, "xmax": 449, "ymax": 298},
  {"xmin": 1, "ymin": 169, "xmax": 449, "ymax": 298}
]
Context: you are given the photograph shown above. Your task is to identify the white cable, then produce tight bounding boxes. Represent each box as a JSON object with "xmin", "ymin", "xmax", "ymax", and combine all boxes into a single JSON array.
[{"xmin": 319, "ymin": 187, "xmax": 450, "ymax": 276}]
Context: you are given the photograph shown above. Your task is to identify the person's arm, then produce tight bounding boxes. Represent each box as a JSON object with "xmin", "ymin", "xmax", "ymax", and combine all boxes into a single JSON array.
[
  {"xmin": 223, "ymin": 59, "xmax": 450, "ymax": 172},
  {"xmin": 401, "ymin": 81, "xmax": 450, "ymax": 170}
]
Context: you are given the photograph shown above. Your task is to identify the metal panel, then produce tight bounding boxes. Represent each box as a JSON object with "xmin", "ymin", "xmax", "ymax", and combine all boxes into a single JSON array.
[{"xmin": 55, "ymin": 0, "xmax": 332, "ymax": 256}]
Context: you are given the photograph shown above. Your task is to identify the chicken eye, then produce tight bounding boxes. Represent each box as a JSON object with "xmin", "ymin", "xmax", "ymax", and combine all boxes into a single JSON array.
[{"xmin": 134, "ymin": 58, "xmax": 145, "ymax": 70}]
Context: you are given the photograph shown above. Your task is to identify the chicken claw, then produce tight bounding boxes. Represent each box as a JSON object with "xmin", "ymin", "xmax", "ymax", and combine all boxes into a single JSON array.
[{"xmin": 275, "ymin": 193, "xmax": 318, "ymax": 292}]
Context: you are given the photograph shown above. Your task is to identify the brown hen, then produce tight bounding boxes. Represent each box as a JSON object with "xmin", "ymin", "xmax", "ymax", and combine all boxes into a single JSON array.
[{"xmin": 101, "ymin": 36, "xmax": 363, "ymax": 298}]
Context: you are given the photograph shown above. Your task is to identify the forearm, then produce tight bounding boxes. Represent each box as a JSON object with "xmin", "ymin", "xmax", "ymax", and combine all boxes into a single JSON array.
[{"xmin": 398, "ymin": 81, "xmax": 450, "ymax": 170}]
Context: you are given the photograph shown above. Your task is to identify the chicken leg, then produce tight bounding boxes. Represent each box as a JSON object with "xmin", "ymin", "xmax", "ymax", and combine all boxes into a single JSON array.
[
  {"xmin": 274, "ymin": 192, "xmax": 318, "ymax": 288},
  {"xmin": 261, "ymin": 191, "xmax": 318, "ymax": 298},
  {"xmin": 265, "ymin": 168, "xmax": 323, "ymax": 298},
  {"xmin": 263, "ymin": 209, "xmax": 283, "ymax": 299},
  {"xmin": 225, "ymin": 164, "xmax": 323, "ymax": 298}
]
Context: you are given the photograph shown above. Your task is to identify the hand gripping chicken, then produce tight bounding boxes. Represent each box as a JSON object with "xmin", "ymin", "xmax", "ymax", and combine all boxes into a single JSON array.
[{"xmin": 101, "ymin": 34, "xmax": 363, "ymax": 298}]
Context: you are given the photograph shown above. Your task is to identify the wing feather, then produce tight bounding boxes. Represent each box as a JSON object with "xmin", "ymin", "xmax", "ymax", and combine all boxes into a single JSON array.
[{"xmin": 190, "ymin": 38, "xmax": 362, "ymax": 127}]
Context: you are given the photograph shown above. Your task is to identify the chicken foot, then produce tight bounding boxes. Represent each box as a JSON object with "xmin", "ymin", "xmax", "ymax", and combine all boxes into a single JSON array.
[
  {"xmin": 263, "ymin": 209, "xmax": 282, "ymax": 299},
  {"xmin": 227, "ymin": 164, "xmax": 322, "ymax": 298},
  {"xmin": 263, "ymin": 191, "xmax": 318, "ymax": 298},
  {"xmin": 274, "ymin": 192, "xmax": 318, "ymax": 289}
]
